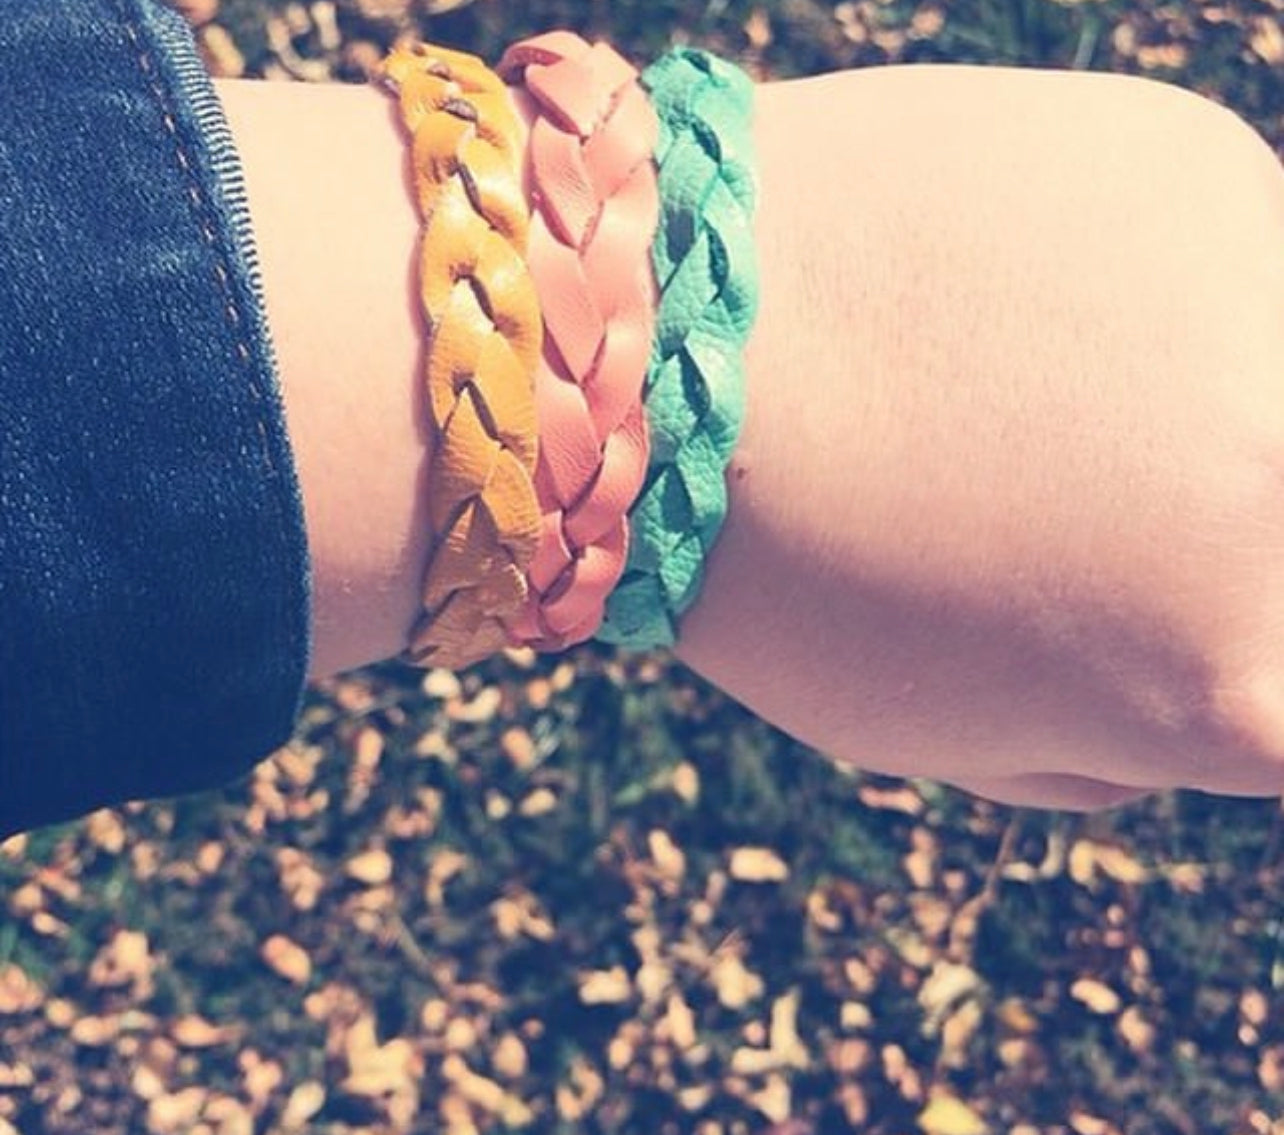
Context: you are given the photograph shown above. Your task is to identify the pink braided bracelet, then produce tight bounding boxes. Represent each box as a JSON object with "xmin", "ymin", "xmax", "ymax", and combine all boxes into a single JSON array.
[{"xmin": 497, "ymin": 31, "xmax": 660, "ymax": 650}]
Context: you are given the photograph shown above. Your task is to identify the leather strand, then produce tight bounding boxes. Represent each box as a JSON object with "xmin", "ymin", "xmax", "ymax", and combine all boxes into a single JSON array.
[
  {"xmin": 497, "ymin": 32, "xmax": 660, "ymax": 650},
  {"xmin": 596, "ymin": 48, "xmax": 759, "ymax": 649},
  {"xmin": 376, "ymin": 42, "xmax": 543, "ymax": 669}
]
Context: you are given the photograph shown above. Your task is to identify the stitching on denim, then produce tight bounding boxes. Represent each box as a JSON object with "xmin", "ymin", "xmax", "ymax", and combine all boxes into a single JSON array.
[{"xmin": 117, "ymin": 2, "xmax": 278, "ymax": 477}]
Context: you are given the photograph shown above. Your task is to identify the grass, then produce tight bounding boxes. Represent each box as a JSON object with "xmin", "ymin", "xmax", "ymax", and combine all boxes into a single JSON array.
[{"xmin": 4, "ymin": 1, "xmax": 1284, "ymax": 1134}]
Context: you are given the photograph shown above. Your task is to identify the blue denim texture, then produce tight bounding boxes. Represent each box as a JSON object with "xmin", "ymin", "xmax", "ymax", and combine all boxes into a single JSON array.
[{"xmin": 0, "ymin": 0, "xmax": 313, "ymax": 836}]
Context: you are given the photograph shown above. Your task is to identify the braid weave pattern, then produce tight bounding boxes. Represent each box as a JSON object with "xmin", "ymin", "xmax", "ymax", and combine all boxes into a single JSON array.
[
  {"xmin": 497, "ymin": 31, "xmax": 660, "ymax": 651},
  {"xmin": 376, "ymin": 43, "xmax": 543, "ymax": 669},
  {"xmin": 597, "ymin": 48, "xmax": 759, "ymax": 649}
]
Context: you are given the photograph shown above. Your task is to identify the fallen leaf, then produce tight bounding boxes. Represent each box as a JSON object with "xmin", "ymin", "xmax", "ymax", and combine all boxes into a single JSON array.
[
  {"xmin": 172, "ymin": 1015, "xmax": 236, "ymax": 1048},
  {"xmin": 918, "ymin": 962, "xmax": 981, "ymax": 1029},
  {"xmin": 729, "ymin": 847, "xmax": 789, "ymax": 882},
  {"xmin": 710, "ymin": 952, "xmax": 764, "ymax": 1009},
  {"xmin": 940, "ymin": 1000, "xmax": 984, "ymax": 1065},
  {"xmin": 648, "ymin": 829, "xmax": 686, "ymax": 882},
  {"xmin": 0, "ymin": 965, "xmax": 42, "ymax": 1015},
  {"xmin": 578, "ymin": 967, "xmax": 632, "ymax": 1005},
  {"xmin": 918, "ymin": 1092, "xmax": 989, "ymax": 1135},
  {"xmin": 665, "ymin": 991, "xmax": 697, "ymax": 1050},
  {"xmin": 1117, "ymin": 1005, "xmax": 1155, "ymax": 1055},
  {"xmin": 857, "ymin": 783, "xmax": 924, "ymax": 815},
  {"xmin": 261, "ymin": 935, "xmax": 312, "ymax": 985},
  {"xmin": 500, "ymin": 728, "xmax": 536, "ymax": 770},
  {"xmin": 346, "ymin": 848, "xmax": 393, "ymax": 886},
  {"xmin": 746, "ymin": 1072, "xmax": 791, "ymax": 1123},
  {"xmin": 70, "ymin": 1015, "xmax": 119, "ymax": 1047},
  {"xmin": 769, "ymin": 988, "xmax": 810, "ymax": 1068},
  {"xmin": 146, "ymin": 1087, "xmax": 206, "ymax": 1135},
  {"xmin": 1070, "ymin": 978, "xmax": 1121, "ymax": 1015},
  {"xmin": 491, "ymin": 1032, "xmax": 528, "ymax": 1079},
  {"xmin": 670, "ymin": 762, "xmax": 700, "ymax": 803}
]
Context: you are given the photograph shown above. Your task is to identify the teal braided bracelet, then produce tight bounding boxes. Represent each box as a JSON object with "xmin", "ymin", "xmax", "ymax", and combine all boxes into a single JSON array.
[{"xmin": 596, "ymin": 47, "xmax": 759, "ymax": 649}]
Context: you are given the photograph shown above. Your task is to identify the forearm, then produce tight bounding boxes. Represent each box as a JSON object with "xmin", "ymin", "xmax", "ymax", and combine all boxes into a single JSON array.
[{"xmin": 215, "ymin": 64, "xmax": 1284, "ymax": 804}]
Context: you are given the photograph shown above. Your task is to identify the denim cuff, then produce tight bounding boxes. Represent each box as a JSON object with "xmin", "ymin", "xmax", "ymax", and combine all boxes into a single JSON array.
[{"xmin": 0, "ymin": 0, "xmax": 313, "ymax": 835}]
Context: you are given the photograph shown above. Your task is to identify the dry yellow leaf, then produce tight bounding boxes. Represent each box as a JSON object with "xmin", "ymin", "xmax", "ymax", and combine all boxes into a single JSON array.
[
  {"xmin": 172, "ymin": 1015, "xmax": 235, "ymax": 1048},
  {"xmin": 346, "ymin": 847, "xmax": 393, "ymax": 886},
  {"xmin": 840, "ymin": 1001, "xmax": 872, "ymax": 1031},
  {"xmin": 1068, "ymin": 840, "xmax": 1097, "ymax": 886},
  {"xmin": 86, "ymin": 809, "xmax": 127, "ymax": 854},
  {"xmin": 43, "ymin": 999, "xmax": 75, "ymax": 1029},
  {"xmin": 1069, "ymin": 1113, "xmax": 1119, "ymax": 1135},
  {"xmin": 518, "ymin": 787, "xmax": 558, "ymax": 816},
  {"xmin": 839, "ymin": 1081, "xmax": 870, "ymax": 1126},
  {"xmin": 424, "ymin": 849, "xmax": 470, "ymax": 907},
  {"xmin": 449, "ymin": 686, "xmax": 502, "ymax": 724},
  {"xmin": 830, "ymin": 1037, "xmax": 872, "ymax": 1075},
  {"xmin": 710, "ymin": 952, "xmax": 764, "ymax": 1010},
  {"xmin": 261, "ymin": 935, "xmax": 312, "ymax": 985},
  {"xmin": 941, "ymin": 1000, "xmax": 984, "ymax": 1065},
  {"xmin": 1242, "ymin": 989, "xmax": 1269, "ymax": 1027},
  {"xmin": 242, "ymin": 1055, "xmax": 284, "ymax": 1109},
  {"xmin": 730, "ymin": 1044, "xmax": 778, "ymax": 1075},
  {"xmin": 729, "ymin": 847, "xmax": 789, "ymax": 882},
  {"xmin": 997, "ymin": 1037, "xmax": 1032, "ymax": 1069},
  {"xmin": 0, "ymin": 1063, "xmax": 33, "ymax": 1090},
  {"xmin": 769, "ymin": 988, "xmax": 810, "ymax": 1069},
  {"xmin": 578, "ymin": 967, "xmax": 632, "ymax": 1005},
  {"xmin": 70, "ymin": 1015, "xmax": 119, "ymax": 1048},
  {"xmin": 918, "ymin": 1092, "xmax": 989, "ymax": 1135},
  {"xmin": 607, "ymin": 1031, "xmax": 635, "ymax": 1071},
  {"xmin": 88, "ymin": 929, "xmax": 151, "ymax": 991},
  {"xmin": 1070, "ymin": 977, "xmax": 1121, "ymax": 1015},
  {"xmin": 665, "ymin": 991, "xmax": 697, "ymax": 1050},
  {"xmin": 1164, "ymin": 862, "xmax": 1205, "ymax": 893},
  {"xmin": 195, "ymin": 841, "xmax": 225, "ymax": 875},
  {"xmin": 0, "ymin": 965, "xmax": 42, "ymax": 1016},
  {"xmin": 146, "ymin": 1087, "xmax": 206, "ymax": 1135},
  {"xmin": 1259, "ymin": 1044, "xmax": 1284, "ymax": 1093},
  {"xmin": 996, "ymin": 997, "xmax": 1039, "ymax": 1034},
  {"xmin": 500, "ymin": 727, "xmax": 536, "ymax": 770},
  {"xmin": 918, "ymin": 962, "xmax": 981, "ymax": 1030},
  {"xmin": 1251, "ymin": 15, "xmax": 1284, "ymax": 64},
  {"xmin": 670, "ymin": 762, "xmax": 700, "ymax": 803},
  {"xmin": 1093, "ymin": 844, "xmax": 1148, "ymax": 884},
  {"xmin": 856, "ymin": 783, "xmax": 924, "ymax": 814},
  {"xmin": 443, "ymin": 1053, "xmax": 505, "ymax": 1113},
  {"xmin": 904, "ymin": 827, "xmax": 938, "ymax": 888},
  {"xmin": 844, "ymin": 957, "xmax": 877, "ymax": 996},
  {"xmin": 648, "ymin": 829, "xmax": 686, "ymax": 882},
  {"xmin": 635, "ymin": 959, "xmax": 672, "ymax": 1005},
  {"xmin": 131, "ymin": 1064, "xmax": 166, "ymax": 1102},
  {"xmin": 444, "ymin": 1017, "xmax": 478, "ymax": 1053},
  {"xmin": 746, "ymin": 1072, "xmax": 791, "ymax": 1123},
  {"xmin": 909, "ymin": 893, "xmax": 952, "ymax": 940},
  {"xmin": 203, "ymin": 1094, "xmax": 254, "ymax": 1135},
  {"xmin": 1117, "ymin": 1005, "xmax": 1155, "ymax": 1055},
  {"xmin": 492, "ymin": 1032, "xmax": 527, "ymax": 1080},
  {"xmin": 678, "ymin": 1084, "xmax": 715, "ymax": 1112}
]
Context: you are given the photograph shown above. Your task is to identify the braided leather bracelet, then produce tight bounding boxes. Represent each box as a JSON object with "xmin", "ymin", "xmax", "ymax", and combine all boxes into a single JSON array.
[
  {"xmin": 497, "ymin": 31, "xmax": 660, "ymax": 651},
  {"xmin": 596, "ymin": 48, "xmax": 759, "ymax": 649},
  {"xmin": 376, "ymin": 42, "xmax": 543, "ymax": 669}
]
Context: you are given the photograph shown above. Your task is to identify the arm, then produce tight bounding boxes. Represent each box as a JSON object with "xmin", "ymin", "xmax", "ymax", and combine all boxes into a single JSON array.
[{"xmin": 215, "ymin": 65, "xmax": 1284, "ymax": 811}]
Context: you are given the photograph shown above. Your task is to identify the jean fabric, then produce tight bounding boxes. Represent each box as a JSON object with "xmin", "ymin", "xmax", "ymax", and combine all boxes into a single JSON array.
[{"xmin": 0, "ymin": 0, "xmax": 313, "ymax": 836}]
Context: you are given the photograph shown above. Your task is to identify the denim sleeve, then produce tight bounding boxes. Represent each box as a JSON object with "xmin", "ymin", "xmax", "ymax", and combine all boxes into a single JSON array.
[{"xmin": 0, "ymin": 0, "xmax": 313, "ymax": 836}]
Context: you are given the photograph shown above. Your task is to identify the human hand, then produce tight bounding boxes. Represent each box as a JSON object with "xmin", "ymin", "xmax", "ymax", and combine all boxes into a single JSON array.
[{"xmin": 676, "ymin": 64, "xmax": 1284, "ymax": 811}]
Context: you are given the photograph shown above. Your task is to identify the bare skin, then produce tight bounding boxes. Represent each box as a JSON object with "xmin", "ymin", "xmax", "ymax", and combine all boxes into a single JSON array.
[{"xmin": 216, "ymin": 63, "xmax": 1284, "ymax": 812}]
